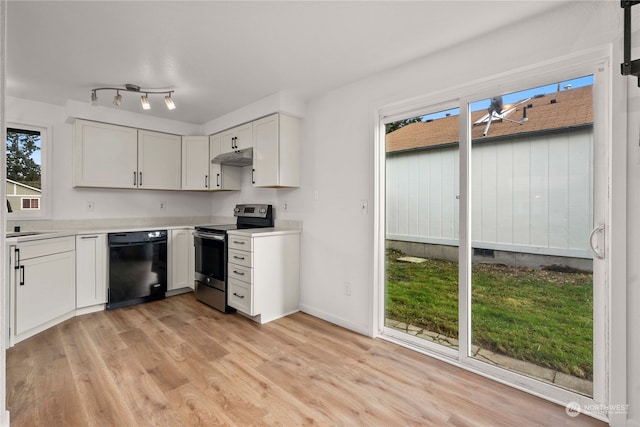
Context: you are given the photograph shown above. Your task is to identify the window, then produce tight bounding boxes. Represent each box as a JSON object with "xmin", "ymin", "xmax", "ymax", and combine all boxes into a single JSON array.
[
  {"xmin": 21, "ymin": 198, "xmax": 40, "ymax": 210},
  {"xmin": 6, "ymin": 125, "xmax": 47, "ymax": 218}
]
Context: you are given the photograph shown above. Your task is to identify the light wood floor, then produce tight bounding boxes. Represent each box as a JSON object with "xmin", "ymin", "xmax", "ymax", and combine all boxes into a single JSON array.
[{"xmin": 7, "ymin": 293, "xmax": 604, "ymax": 426}]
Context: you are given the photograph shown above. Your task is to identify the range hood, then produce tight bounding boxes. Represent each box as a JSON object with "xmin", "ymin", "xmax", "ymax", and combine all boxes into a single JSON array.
[{"xmin": 211, "ymin": 147, "xmax": 253, "ymax": 167}]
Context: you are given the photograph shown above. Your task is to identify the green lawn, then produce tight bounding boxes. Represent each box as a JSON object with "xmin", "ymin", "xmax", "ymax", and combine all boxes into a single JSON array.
[{"xmin": 385, "ymin": 249, "xmax": 593, "ymax": 380}]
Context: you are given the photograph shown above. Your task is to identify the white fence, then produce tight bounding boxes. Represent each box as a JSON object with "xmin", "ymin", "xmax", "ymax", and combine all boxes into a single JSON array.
[{"xmin": 386, "ymin": 128, "xmax": 593, "ymax": 258}]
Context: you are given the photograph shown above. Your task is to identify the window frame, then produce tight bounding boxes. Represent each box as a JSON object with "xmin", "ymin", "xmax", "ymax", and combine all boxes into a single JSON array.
[{"xmin": 6, "ymin": 122, "xmax": 50, "ymax": 220}]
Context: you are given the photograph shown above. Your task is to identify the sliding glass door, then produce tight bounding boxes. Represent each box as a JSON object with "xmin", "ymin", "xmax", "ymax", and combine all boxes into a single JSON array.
[{"xmin": 380, "ymin": 66, "xmax": 607, "ymax": 406}]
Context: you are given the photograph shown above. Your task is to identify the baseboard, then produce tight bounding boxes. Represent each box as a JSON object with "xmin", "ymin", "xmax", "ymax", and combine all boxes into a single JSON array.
[{"xmin": 298, "ymin": 304, "xmax": 371, "ymax": 337}]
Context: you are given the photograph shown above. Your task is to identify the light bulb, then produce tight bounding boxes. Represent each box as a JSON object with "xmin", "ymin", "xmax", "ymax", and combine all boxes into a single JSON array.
[
  {"xmin": 141, "ymin": 94, "xmax": 151, "ymax": 110},
  {"xmin": 113, "ymin": 92, "xmax": 122, "ymax": 106},
  {"xmin": 164, "ymin": 95, "xmax": 176, "ymax": 110}
]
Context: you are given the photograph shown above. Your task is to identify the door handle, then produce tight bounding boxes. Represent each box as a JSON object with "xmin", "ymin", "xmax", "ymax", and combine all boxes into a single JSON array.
[
  {"xmin": 205, "ymin": 175, "xmax": 208, "ymax": 189},
  {"xmin": 216, "ymin": 173, "xmax": 220, "ymax": 187},
  {"xmin": 252, "ymin": 168, "xmax": 255, "ymax": 184},
  {"xmin": 139, "ymin": 172, "xmax": 143, "ymax": 186},
  {"xmin": 588, "ymin": 224, "xmax": 605, "ymax": 260},
  {"xmin": 19, "ymin": 265, "xmax": 24, "ymax": 286},
  {"xmin": 133, "ymin": 171, "xmax": 137, "ymax": 186}
]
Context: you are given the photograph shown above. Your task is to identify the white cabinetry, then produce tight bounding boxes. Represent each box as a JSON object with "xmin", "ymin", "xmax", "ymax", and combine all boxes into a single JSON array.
[
  {"xmin": 252, "ymin": 113, "xmax": 300, "ymax": 188},
  {"xmin": 73, "ymin": 120, "xmax": 138, "ymax": 188},
  {"xmin": 169, "ymin": 228, "xmax": 195, "ymax": 292},
  {"xmin": 73, "ymin": 119, "xmax": 181, "ymax": 190},
  {"xmin": 76, "ymin": 234, "xmax": 107, "ymax": 310},
  {"xmin": 227, "ymin": 231, "xmax": 300, "ymax": 324},
  {"xmin": 137, "ymin": 130, "xmax": 182, "ymax": 190},
  {"xmin": 220, "ymin": 122, "xmax": 252, "ymax": 153},
  {"xmin": 181, "ymin": 135, "xmax": 242, "ymax": 191},
  {"xmin": 182, "ymin": 136, "xmax": 211, "ymax": 190},
  {"xmin": 11, "ymin": 236, "xmax": 76, "ymax": 345}
]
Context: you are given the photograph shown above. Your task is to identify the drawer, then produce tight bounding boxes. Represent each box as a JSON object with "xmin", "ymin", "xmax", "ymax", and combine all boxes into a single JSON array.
[
  {"xmin": 18, "ymin": 236, "xmax": 76, "ymax": 260},
  {"xmin": 228, "ymin": 249, "xmax": 252, "ymax": 268},
  {"xmin": 228, "ymin": 278, "xmax": 253, "ymax": 314},
  {"xmin": 228, "ymin": 235, "xmax": 252, "ymax": 251},
  {"xmin": 228, "ymin": 263, "xmax": 252, "ymax": 284}
]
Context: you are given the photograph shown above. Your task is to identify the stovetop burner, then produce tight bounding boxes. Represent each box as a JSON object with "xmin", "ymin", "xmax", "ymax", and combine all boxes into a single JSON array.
[{"xmin": 195, "ymin": 204, "xmax": 274, "ymax": 234}]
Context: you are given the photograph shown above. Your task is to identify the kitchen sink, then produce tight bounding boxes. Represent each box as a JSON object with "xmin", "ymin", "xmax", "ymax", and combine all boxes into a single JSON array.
[{"xmin": 5, "ymin": 231, "xmax": 48, "ymax": 238}]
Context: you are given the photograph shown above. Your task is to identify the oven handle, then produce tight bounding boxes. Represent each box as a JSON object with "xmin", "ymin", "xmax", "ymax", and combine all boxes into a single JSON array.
[{"xmin": 193, "ymin": 231, "xmax": 226, "ymax": 241}]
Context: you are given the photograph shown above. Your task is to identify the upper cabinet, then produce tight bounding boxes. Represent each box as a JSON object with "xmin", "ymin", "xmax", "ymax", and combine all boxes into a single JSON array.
[
  {"xmin": 252, "ymin": 114, "xmax": 300, "ymax": 188},
  {"xmin": 181, "ymin": 136, "xmax": 210, "ymax": 190},
  {"xmin": 220, "ymin": 122, "xmax": 252, "ymax": 154},
  {"xmin": 73, "ymin": 120, "xmax": 138, "ymax": 189},
  {"xmin": 180, "ymin": 135, "xmax": 241, "ymax": 191},
  {"xmin": 73, "ymin": 119, "xmax": 181, "ymax": 190},
  {"xmin": 138, "ymin": 130, "xmax": 181, "ymax": 190}
]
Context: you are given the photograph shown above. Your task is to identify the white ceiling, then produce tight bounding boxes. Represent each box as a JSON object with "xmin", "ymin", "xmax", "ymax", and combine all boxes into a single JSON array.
[{"xmin": 7, "ymin": 1, "xmax": 568, "ymax": 125}]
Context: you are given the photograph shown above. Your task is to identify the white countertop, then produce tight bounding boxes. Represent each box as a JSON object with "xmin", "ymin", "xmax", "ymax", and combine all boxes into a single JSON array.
[{"xmin": 227, "ymin": 227, "xmax": 302, "ymax": 237}]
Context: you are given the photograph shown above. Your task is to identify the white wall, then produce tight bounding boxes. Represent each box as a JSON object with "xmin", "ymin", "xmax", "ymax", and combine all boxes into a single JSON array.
[{"xmin": 6, "ymin": 96, "xmax": 214, "ymax": 220}]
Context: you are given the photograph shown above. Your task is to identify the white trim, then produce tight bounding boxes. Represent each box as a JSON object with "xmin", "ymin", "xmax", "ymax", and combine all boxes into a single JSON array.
[{"xmin": 375, "ymin": 46, "xmax": 615, "ymax": 423}]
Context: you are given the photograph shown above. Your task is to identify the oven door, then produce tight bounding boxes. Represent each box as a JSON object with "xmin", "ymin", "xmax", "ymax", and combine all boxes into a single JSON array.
[{"xmin": 193, "ymin": 231, "xmax": 226, "ymax": 291}]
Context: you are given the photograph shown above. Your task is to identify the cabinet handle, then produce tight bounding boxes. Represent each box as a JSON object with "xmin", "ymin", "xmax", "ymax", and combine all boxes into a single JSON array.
[
  {"xmin": 19, "ymin": 265, "xmax": 24, "ymax": 286},
  {"xmin": 232, "ymin": 270, "xmax": 245, "ymax": 276},
  {"xmin": 14, "ymin": 248, "xmax": 20, "ymax": 270},
  {"xmin": 233, "ymin": 136, "xmax": 237, "ymax": 149},
  {"xmin": 81, "ymin": 236, "xmax": 98, "ymax": 239},
  {"xmin": 233, "ymin": 255, "xmax": 245, "ymax": 260},
  {"xmin": 216, "ymin": 173, "xmax": 220, "ymax": 187},
  {"xmin": 233, "ymin": 292, "xmax": 245, "ymax": 299},
  {"xmin": 133, "ymin": 171, "xmax": 137, "ymax": 186},
  {"xmin": 232, "ymin": 240, "xmax": 245, "ymax": 245},
  {"xmin": 252, "ymin": 168, "xmax": 256, "ymax": 184},
  {"xmin": 139, "ymin": 172, "xmax": 143, "ymax": 186},
  {"xmin": 205, "ymin": 175, "xmax": 209, "ymax": 188}
]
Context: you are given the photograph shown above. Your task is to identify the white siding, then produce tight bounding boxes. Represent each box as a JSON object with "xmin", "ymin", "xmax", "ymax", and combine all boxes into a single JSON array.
[{"xmin": 386, "ymin": 129, "xmax": 593, "ymax": 257}]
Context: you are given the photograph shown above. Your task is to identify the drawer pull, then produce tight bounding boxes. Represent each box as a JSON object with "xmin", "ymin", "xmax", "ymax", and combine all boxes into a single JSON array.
[
  {"xmin": 233, "ymin": 292, "xmax": 245, "ymax": 299},
  {"xmin": 232, "ymin": 270, "xmax": 245, "ymax": 276},
  {"xmin": 232, "ymin": 240, "xmax": 245, "ymax": 245},
  {"xmin": 233, "ymin": 255, "xmax": 245, "ymax": 260}
]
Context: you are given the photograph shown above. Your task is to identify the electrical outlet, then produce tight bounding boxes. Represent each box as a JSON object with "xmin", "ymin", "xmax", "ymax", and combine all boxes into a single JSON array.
[
  {"xmin": 86, "ymin": 201, "xmax": 95, "ymax": 212},
  {"xmin": 344, "ymin": 282, "xmax": 351, "ymax": 296},
  {"xmin": 283, "ymin": 201, "xmax": 289, "ymax": 212},
  {"xmin": 160, "ymin": 201, "xmax": 166, "ymax": 211},
  {"xmin": 361, "ymin": 200, "xmax": 368, "ymax": 214}
]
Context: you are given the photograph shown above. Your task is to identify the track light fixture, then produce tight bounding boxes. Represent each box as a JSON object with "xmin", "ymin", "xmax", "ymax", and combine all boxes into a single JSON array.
[{"xmin": 90, "ymin": 84, "xmax": 176, "ymax": 111}]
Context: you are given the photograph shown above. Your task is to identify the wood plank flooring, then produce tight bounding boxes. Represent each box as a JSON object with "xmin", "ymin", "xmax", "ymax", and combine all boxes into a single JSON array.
[{"xmin": 7, "ymin": 293, "xmax": 605, "ymax": 426}]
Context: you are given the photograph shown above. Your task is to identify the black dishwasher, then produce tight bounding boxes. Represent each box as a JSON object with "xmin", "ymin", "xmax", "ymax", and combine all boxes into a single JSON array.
[{"xmin": 107, "ymin": 230, "xmax": 168, "ymax": 310}]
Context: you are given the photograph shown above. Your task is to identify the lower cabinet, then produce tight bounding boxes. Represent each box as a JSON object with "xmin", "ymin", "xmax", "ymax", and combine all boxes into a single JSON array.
[
  {"xmin": 227, "ymin": 230, "xmax": 300, "ymax": 324},
  {"xmin": 13, "ymin": 237, "xmax": 76, "ymax": 342},
  {"xmin": 169, "ymin": 228, "xmax": 195, "ymax": 292},
  {"xmin": 76, "ymin": 234, "xmax": 107, "ymax": 309}
]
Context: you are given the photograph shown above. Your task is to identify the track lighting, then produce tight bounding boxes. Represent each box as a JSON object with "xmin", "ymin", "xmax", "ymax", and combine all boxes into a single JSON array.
[
  {"xmin": 90, "ymin": 84, "xmax": 176, "ymax": 111},
  {"xmin": 113, "ymin": 91, "xmax": 122, "ymax": 106},
  {"xmin": 164, "ymin": 94, "xmax": 176, "ymax": 110},
  {"xmin": 141, "ymin": 94, "xmax": 151, "ymax": 110}
]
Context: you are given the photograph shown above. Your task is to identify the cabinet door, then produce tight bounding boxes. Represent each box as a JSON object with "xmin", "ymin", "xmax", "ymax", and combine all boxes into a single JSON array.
[
  {"xmin": 253, "ymin": 114, "xmax": 279, "ymax": 187},
  {"xmin": 15, "ymin": 251, "xmax": 75, "ymax": 336},
  {"xmin": 73, "ymin": 119, "xmax": 138, "ymax": 188},
  {"xmin": 219, "ymin": 123, "xmax": 253, "ymax": 153},
  {"xmin": 182, "ymin": 136, "xmax": 210, "ymax": 190},
  {"xmin": 76, "ymin": 234, "xmax": 106, "ymax": 308},
  {"xmin": 253, "ymin": 114, "xmax": 300, "ymax": 188},
  {"xmin": 170, "ymin": 229, "xmax": 194, "ymax": 290},
  {"xmin": 138, "ymin": 130, "xmax": 182, "ymax": 190},
  {"xmin": 234, "ymin": 123, "xmax": 253, "ymax": 151}
]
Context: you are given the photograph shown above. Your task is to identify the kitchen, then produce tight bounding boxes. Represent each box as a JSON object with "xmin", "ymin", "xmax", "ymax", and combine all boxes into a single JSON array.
[{"xmin": 1, "ymin": 1, "xmax": 639, "ymax": 426}]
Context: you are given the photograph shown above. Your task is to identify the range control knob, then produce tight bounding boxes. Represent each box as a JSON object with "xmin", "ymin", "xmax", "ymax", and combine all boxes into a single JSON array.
[
  {"xmin": 234, "ymin": 207, "xmax": 240, "ymax": 213},
  {"xmin": 259, "ymin": 208, "xmax": 266, "ymax": 213}
]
